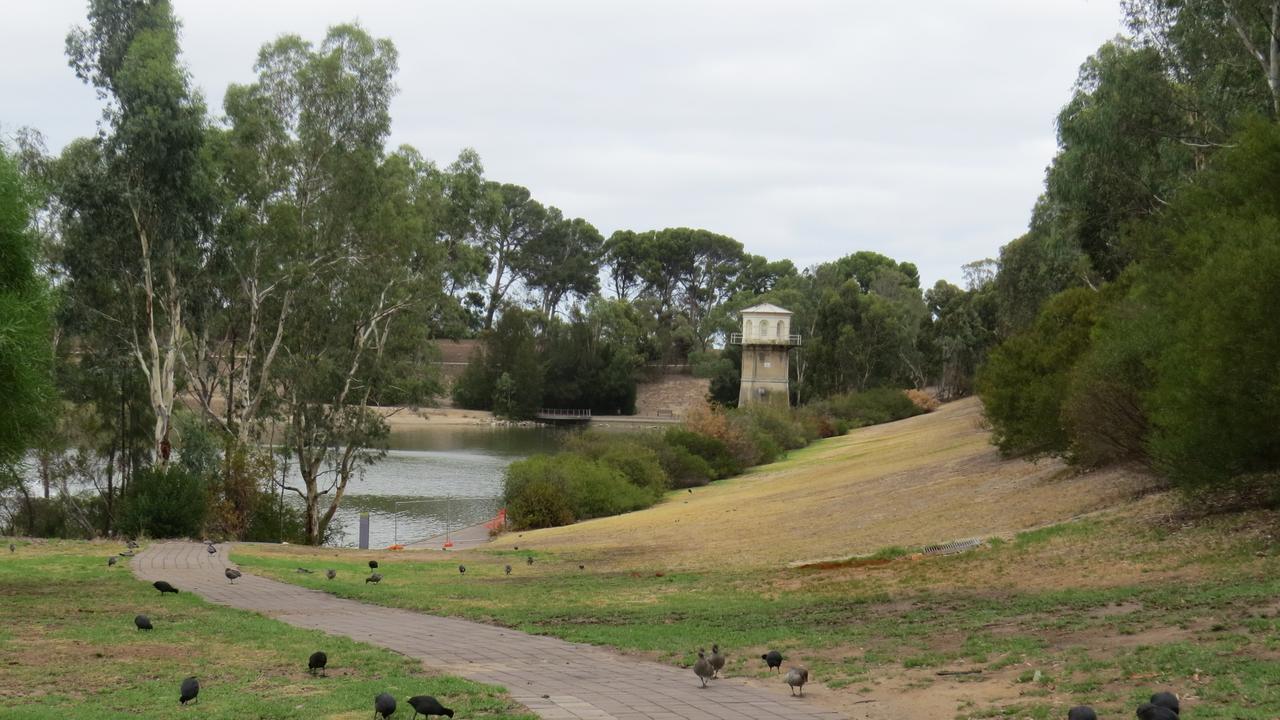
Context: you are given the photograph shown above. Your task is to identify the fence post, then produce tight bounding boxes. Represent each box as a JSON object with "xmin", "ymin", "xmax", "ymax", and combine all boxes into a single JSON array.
[{"xmin": 358, "ymin": 512, "xmax": 370, "ymax": 550}]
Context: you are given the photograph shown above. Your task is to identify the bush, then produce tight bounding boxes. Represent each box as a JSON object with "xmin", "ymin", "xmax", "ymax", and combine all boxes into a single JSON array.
[
  {"xmin": 117, "ymin": 466, "xmax": 208, "ymax": 539},
  {"xmin": 825, "ymin": 388, "xmax": 925, "ymax": 428},
  {"xmin": 905, "ymin": 389, "xmax": 940, "ymax": 412},
  {"xmin": 664, "ymin": 427, "xmax": 741, "ymax": 479},
  {"xmin": 683, "ymin": 405, "xmax": 756, "ymax": 471},
  {"xmin": 734, "ymin": 404, "xmax": 808, "ymax": 451},
  {"xmin": 597, "ymin": 444, "xmax": 668, "ymax": 495},
  {"xmin": 504, "ymin": 453, "xmax": 657, "ymax": 529},
  {"xmin": 643, "ymin": 437, "xmax": 715, "ymax": 488},
  {"xmin": 976, "ymin": 288, "xmax": 1100, "ymax": 458}
]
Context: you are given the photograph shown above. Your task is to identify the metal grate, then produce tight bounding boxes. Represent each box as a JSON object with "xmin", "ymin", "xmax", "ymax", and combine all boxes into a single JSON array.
[{"xmin": 920, "ymin": 538, "xmax": 985, "ymax": 556}]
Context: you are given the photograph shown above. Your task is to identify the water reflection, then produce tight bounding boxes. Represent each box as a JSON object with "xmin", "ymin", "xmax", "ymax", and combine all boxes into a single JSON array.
[{"xmin": 314, "ymin": 426, "xmax": 560, "ymax": 548}]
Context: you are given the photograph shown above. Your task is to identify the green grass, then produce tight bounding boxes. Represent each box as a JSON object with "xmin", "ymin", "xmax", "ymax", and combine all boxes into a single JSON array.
[
  {"xmin": 234, "ymin": 511, "xmax": 1280, "ymax": 719},
  {"xmin": 0, "ymin": 540, "xmax": 535, "ymax": 720}
]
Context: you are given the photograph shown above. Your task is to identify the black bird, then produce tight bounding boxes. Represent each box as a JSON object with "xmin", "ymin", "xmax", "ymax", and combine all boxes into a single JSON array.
[
  {"xmin": 366, "ymin": 573, "xmax": 383, "ymax": 584},
  {"xmin": 458, "ymin": 565, "xmax": 466, "ymax": 575},
  {"xmin": 207, "ymin": 544, "xmax": 217, "ymax": 556},
  {"xmin": 296, "ymin": 567, "xmax": 313, "ymax": 574},
  {"xmin": 408, "ymin": 694, "xmax": 454, "ymax": 718},
  {"xmin": 179, "ymin": 676, "xmax": 199, "ymax": 705},
  {"xmin": 135, "ymin": 614, "xmax": 153, "ymax": 631},
  {"xmin": 225, "ymin": 568, "xmax": 242, "ymax": 584},
  {"xmin": 526, "ymin": 556, "xmax": 533, "ymax": 565},
  {"xmin": 578, "ymin": 564, "xmax": 585, "ymax": 571},
  {"xmin": 108, "ymin": 556, "xmax": 117, "ymax": 567},
  {"xmin": 153, "ymin": 581, "xmax": 179, "ymax": 595},
  {"xmin": 504, "ymin": 564, "xmax": 512, "ymax": 575},
  {"xmin": 119, "ymin": 551, "xmax": 135, "ymax": 558},
  {"xmin": 1068, "ymin": 707, "xmax": 1098, "ymax": 720},
  {"xmin": 1150, "ymin": 692, "xmax": 1180, "ymax": 715},
  {"xmin": 513, "ymin": 545, "xmax": 519, "ymax": 550},
  {"xmin": 1137, "ymin": 703, "xmax": 1179, "ymax": 720},
  {"xmin": 762, "ymin": 650, "xmax": 783, "ymax": 672},
  {"xmin": 127, "ymin": 540, "xmax": 139, "ymax": 549},
  {"xmin": 326, "ymin": 569, "xmax": 336, "ymax": 580},
  {"xmin": 369, "ymin": 560, "xmax": 379, "ymax": 571},
  {"xmin": 9, "ymin": 543, "xmax": 14, "ymax": 552},
  {"xmin": 374, "ymin": 691, "xmax": 397, "ymax": 719},
  {"xmin": 308, "ymin": 650, "xmax": 328, "ymax": 676}
]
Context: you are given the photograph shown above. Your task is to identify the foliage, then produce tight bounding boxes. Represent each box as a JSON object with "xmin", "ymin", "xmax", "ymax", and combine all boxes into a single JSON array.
[
  {"xmin": 977, "ymin": 288, "xmax": 1101, "ymax": 458},
  {"xmin": 503, "ymin": 453, "xmax": 655, "ymax": 529},
  {"xmin": 116, "ymin": 465, "xmax": 207, "ymax": 539},
  {"xmin": 820, "ymin": 388, "xmax": 925, "ymax": 428},
  {"xmin": 663, "ymin": 427, "xmax": 741, "ymax": 479},
  {"xmin": 0, "ymin": 148, "xmax": 54, "ymax": 482}
]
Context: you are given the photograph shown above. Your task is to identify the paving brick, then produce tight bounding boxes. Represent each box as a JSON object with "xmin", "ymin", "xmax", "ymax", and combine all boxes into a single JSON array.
[{"xmin": 133, "ymin": 542, "xmax": 844, "ymax": 720}]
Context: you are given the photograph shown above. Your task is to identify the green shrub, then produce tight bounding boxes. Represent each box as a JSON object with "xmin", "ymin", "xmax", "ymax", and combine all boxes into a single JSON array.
[
  {"xmin": 597, "ymin": 443, "xmax": 668, "ymax": 495},
  {"xmin": 977, "ymin": 288, "xmax": 1101, "ymax": 457},
  {"xmin": 825, "ymin": 388, "xmax": 923, "ymax": 428},
  {"xmin": 117, "ymin": 466, "xmax": 208, "ymax": 539},
  {"xmin": 735, "ymin": 403, "xmax": 808, "ymax": 450},
  {"xmin": 504, "ymin": 452, "xmax": 657, "ymax": 529},
  {"xmin": 644, "ymin": 438, "xmax": 715, "ymax": 489},
  {"xmin": 664, "ymin": 427, "xmax": 740, "ymax": 478}
]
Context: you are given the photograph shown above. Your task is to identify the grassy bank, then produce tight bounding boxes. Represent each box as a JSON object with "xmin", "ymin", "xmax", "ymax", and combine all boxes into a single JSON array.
[
  {"xmin": 234, "ymin": 497, "xmax": 1280, "ymax": 720},
  {"xmin": 0, "ymin": 540, "xmax": 534, "ymax": 719}
]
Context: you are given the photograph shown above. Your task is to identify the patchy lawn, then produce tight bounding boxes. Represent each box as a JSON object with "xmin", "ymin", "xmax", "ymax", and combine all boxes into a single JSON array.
[
  {"xmin": 0, "ymin": 539, "xmax": 535, "ymax": 720},
  {"xmin": 234, "ymin": 499, "xmax": 1280, "ymax": 720}
]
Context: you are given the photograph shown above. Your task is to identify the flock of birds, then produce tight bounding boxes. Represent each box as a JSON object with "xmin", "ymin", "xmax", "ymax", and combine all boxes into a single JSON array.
[
  {"xmin": 691, "ymin": 645, "xmax": 810, "ymax": 695},
  {"xmin": 72, "ymin": 538, "xmax": 1191, "ymax": 717},
  {"xmin": 1070, "ymin": 691, "xmax": 1183, "ymax": 720},
  {"xmin": 106, "ymin": 540, "xmax": 456, "ymax": 717}
]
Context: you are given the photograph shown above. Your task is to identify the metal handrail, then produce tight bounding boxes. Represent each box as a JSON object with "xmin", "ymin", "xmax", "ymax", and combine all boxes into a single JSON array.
[{"xmin": 729, "ymin": 333, "xmax": 802, "ymax": 346}]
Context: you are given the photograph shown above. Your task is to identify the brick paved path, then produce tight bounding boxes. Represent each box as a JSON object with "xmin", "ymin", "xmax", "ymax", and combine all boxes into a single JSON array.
[{"xmin": 134, "ymin": 542, "xmax": 844, "ymax": 720}]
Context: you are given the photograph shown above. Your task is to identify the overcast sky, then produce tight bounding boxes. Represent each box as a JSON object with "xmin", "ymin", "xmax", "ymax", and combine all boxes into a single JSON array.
[{"xmin": 2, "ymin": 1, "xmax": 1123, "ymax": 287}]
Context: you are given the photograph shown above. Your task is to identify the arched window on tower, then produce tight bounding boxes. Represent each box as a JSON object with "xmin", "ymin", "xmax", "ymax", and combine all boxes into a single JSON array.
[
  {"xmin": 744, "ymin": 319, "xmax": 753, "ymax": 338},
  {"xmin": 776, "ymin": 320, "xmax": 784, "ymax": 338}
]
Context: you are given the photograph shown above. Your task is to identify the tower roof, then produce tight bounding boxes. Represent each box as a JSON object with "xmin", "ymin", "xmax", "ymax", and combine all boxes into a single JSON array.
[{"xmin": 740, "ymin": 302, "xmax": 792, "ymax": 315}]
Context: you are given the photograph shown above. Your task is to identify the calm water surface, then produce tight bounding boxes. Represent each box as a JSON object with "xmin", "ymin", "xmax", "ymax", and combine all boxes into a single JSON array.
[{"xmin": 317, "ymin": 425, "xmax": 559, "ymax": 548}]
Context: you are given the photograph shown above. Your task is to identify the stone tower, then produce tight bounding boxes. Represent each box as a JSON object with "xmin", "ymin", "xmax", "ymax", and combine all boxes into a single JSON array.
[{"xmin": 733, "ymin": 303, "xmax": 799, "ymax": 407}]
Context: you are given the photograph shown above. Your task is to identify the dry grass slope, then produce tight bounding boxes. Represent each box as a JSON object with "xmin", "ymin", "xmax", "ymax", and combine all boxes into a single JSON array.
[{"xmin": 513, "ymin": 397, "xmax": 1156, "ymax": 569}]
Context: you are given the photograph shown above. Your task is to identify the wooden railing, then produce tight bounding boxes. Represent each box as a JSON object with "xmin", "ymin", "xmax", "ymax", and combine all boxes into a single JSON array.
[{"xmin": 535, "ymin": 408, "xmax": 592, "ymax": 419}]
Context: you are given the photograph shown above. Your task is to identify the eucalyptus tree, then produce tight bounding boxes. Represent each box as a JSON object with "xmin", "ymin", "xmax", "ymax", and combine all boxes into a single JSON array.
[
  {"xmin": 477, "ymin": 183, "xmax": 547, "ymax": 329},
  {"xmin": 64, "ymin": 0, "xmax": 212, "ymax": 463},
  {"xmin": 215, "ymin": 24, "xmax": 446, "ymax": 544}
]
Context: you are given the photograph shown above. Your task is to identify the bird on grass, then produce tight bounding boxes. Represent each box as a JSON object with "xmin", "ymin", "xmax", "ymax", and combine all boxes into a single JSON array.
[
  {"xmin": 108, "ymin": 556, "xmax": 117, "ymax": 567},
  {"xmin": 374, "ymin": 691, "xmax": 397, "ymax": 719},
  {"xmin": 693, "ymin": 649, "xmax": 714, "ymax": 688},
  {"xmin": 295, "ymin": 567, "xmax": 313, "ymax": 574},
  {"xmin": 153, "ymin": 581, "xmax": 179, "ymax": 595},
  {"xmin": 225, "ymin": 568, "xmax": 242, "ymax": 584},
  {"xmin": 761, "ymin": 650, "xmax": 783, "ymax": 672},
  {"xmin": 179, "ymin": 676, "xmax": 199, "ymax": 705},
  {"xmin": 526, "ymin": 556, "xmax": 533, "ymax": 566},
  {"xmin": 785, "ymin": 666, "xmax": 809, "ymax": 696},
  {"xmin": 1068, "ymin": 707, "xmax": 1097, "ymax": 720},
  {"xmin": 119, "ymin": 551, "xmax": 136, "ymax": 558},
  {"xmin": 308, "ymin": 651, "xmax": 327, "ymax": 676},
  {"xmin": 1137, "ymin": 703, "xmax": 1179, "ymax": 720},
  {"xmin": 578, "ymin": 564, "xmax": 585, "ymax": 571},
  {"xmin": 408, "ymin": 694, "xmax": 454, "ymax": 718},
  {"xmin": 8, "ymin": 543, "xmax": 14, "ymax": 553},
  {"xmin": 135, "ymin": 614, "xmax": 153, "ymax": 631},
  {"xmin": 326, "ymin": 569, "xmax": 336, "ymax": 580},
  {"xmin": 458, "ymin": 564, "xmax": 466, "ymax": 575},
  {"xmin": 127, "ymin": 540, "xmax": 139, "ymax": 550},
  {"xmin": 369, "ymin": 560, "xmax": 379, "ymax": 571},
  {"xmin": 709, "ymin": 644, "xmax": 726, "ymax": 678},
  {"xmin": 504, "ymin": 564, "xmax": 512, "ymax": 575},
  {"xmin": 366, "ymin": 573, "xmax": 383, "ymax": 584},
  {"xmin": 1149, "ymin": 692, "xmax": 1180, "ymax": 715},
  {"xmin": 207, "ymin": 544, "xmax": 217, "ymax": 556}
]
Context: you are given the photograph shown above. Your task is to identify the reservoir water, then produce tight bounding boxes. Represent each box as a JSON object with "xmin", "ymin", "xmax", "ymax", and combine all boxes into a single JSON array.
[{"xmin": 319, "ymin": 425, "xmax": 559, "ymax": 548}]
